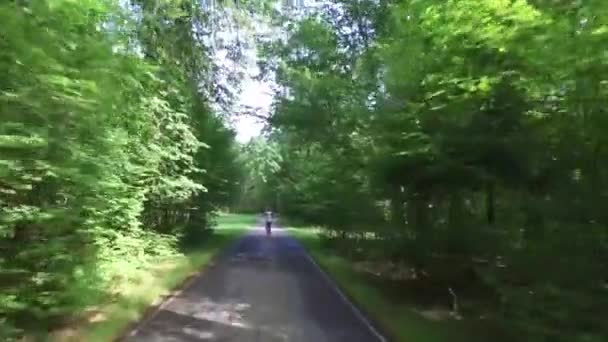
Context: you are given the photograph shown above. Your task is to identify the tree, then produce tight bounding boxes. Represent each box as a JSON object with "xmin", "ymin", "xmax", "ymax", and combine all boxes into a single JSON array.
[
  {"xmin": 256, "ymin": 0, "xmax": 608, "ymax": 340},
  {"xmin": 0, "ymin": 0, "xmax": 247, "ymax": 338}
]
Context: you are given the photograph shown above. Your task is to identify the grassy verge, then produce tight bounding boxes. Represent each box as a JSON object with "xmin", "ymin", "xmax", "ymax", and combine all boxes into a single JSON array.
[
  {"xmin": 288, "ymin": 227, "xmax": 487, "ymax": 342},
  {"xmin": 51, "ymin": 213, "xmax": 255, "ymax": 342}
]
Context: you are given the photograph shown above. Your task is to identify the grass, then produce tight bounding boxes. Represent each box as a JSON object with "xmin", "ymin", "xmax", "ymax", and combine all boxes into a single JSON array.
[
  {"xmin": 49, "ymin": 213, "xmax": 256, "ymax": 342},
  {"xmin": 288, "ymin": 226, "xmax": 490, "ymax": 342}
]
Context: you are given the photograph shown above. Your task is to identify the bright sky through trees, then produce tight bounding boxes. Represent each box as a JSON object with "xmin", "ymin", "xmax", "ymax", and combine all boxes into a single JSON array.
[{"xmin": 235, "ymin": 71, "xmax": 271, "ymax": 142}]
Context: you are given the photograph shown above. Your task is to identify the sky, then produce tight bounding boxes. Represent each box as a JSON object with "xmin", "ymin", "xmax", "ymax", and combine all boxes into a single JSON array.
[
  {"xmin": 211, "ymin": 1, "xmax": 316, "ymax": 144},
  {"xmin": 212, "ymin": 40, "xmax": 270, "ymax": 144},
  {"xmin": 234, "ymin": 73, "xmax": 273, "ymax": 143},
  {"xmin": 227, "ymin": 14, "xmax": 276, "ymax": 144},
  {"xmin": 118, "ymin": 0, "xmax": 276, "ymax": 144},
  {"xmin": 230, "ymin": 1, "xmax": 319, "ymax": 143},
  {"xmin": 208, "ymin": 34, "xmax": 271, "ymax": 143}
]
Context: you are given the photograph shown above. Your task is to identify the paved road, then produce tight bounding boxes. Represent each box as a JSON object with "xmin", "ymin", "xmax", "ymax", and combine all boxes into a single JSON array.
[{"xmin": 123, "ymin": 223, "xmax": 385, "ymax": 342}]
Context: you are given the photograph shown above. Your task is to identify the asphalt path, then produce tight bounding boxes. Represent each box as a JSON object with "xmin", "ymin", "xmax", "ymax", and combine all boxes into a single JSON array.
[{"xmin": 122, "ymin": 221, "xmax": 386, "ymax": 342}]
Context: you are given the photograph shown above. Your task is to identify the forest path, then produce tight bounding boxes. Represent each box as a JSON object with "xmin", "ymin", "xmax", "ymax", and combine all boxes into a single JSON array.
[{"xmin": 122, "ymin": 221, "xmax": 385, "ymax": 342}]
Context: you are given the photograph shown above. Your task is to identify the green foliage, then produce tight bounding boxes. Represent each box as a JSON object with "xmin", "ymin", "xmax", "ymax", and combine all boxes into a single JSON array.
[
  {"xmin": 290, "ymin": 227, "xmax": 488, "ymax": 342},
  {"xmin": 252, "ymin": 0, "xmax": 608, "ymax": 340},
  {"xmin": 234, "ymin": 137, "xmax": 283, "ymax": 212},
  {"xmin": 0, "ymin": 0, "xmax": 244, "ymax": 339},
  {"xmin": 78, "ymin": 213, "xmax": 254, "ymax": 342}
]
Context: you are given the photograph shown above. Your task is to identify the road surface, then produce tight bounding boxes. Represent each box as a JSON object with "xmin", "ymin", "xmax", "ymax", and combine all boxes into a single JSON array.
[{"xmin": 123, "ymin": 222, "xmax": 385, "ymax": 342}]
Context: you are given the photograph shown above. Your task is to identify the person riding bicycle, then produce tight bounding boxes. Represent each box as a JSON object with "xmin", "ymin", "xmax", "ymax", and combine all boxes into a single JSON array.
[{"xmin": 264, "ymin": 209, "xmax": 273, "ymax": 235}]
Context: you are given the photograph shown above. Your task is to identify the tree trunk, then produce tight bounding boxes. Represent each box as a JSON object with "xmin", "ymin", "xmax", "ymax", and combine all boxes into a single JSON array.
[
  {"xmin": 390, "ymin": 186, "xmax": 405, "ymax": 227},
  {"xmin": 589, "ymin": 142, "xmax": 603, "ymax": 223},
  {"xmin": 407, "ymin": 190, "xmax": 431, "ymax": 268},
  {"xmin": 446, "ymin": 191, "xmax": 467, "ymax": 253},
  {"xmin": 448, "ymin": 191, "xmax": 464, "ymax": 230},
  {"xmin": 485, "ymin": 181, "xmax": 495, "ymax": 226},
  {"xmin": 414, "ymin": 191, "xmax": 430, "ymax": 231}
]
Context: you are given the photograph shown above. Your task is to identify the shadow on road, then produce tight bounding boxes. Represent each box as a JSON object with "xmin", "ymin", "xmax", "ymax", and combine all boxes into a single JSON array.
[{"xmin": 124, "ymin": 226, "xmax": 383, "ymax": 342}]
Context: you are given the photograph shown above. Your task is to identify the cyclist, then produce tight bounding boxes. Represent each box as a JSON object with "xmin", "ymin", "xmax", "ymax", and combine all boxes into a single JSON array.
[{"xmin": 264, "ymin": 209, "xmax": 273, "ymax": 236}]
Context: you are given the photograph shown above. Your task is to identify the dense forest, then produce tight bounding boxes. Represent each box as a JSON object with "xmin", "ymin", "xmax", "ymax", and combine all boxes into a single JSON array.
[
  {"xmin": 0, "ymin": 0, "xmax": 254, "ymax": 339},
  {"xmin": 2, "ymin": 0, "xmax": 608, "ymax": 341},
  {"xmin": 241, "ymin": 1, "xmax": 608, "ymax": 341}
]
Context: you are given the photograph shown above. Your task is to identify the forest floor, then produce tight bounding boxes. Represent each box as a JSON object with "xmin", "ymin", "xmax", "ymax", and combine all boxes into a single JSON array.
[{"xmin": 288, "ymin": 226, "xmax": 510, "ymax": 342}]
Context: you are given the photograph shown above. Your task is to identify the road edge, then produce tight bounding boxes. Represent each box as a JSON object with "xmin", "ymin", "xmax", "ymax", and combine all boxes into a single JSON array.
[
  {"xmin": 113, "ymin": 231, "xmax": 250, "ymax": 341},
  {"xmin": 289, "ymin": 233, "xmax": 388, "ymax": 342}
]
